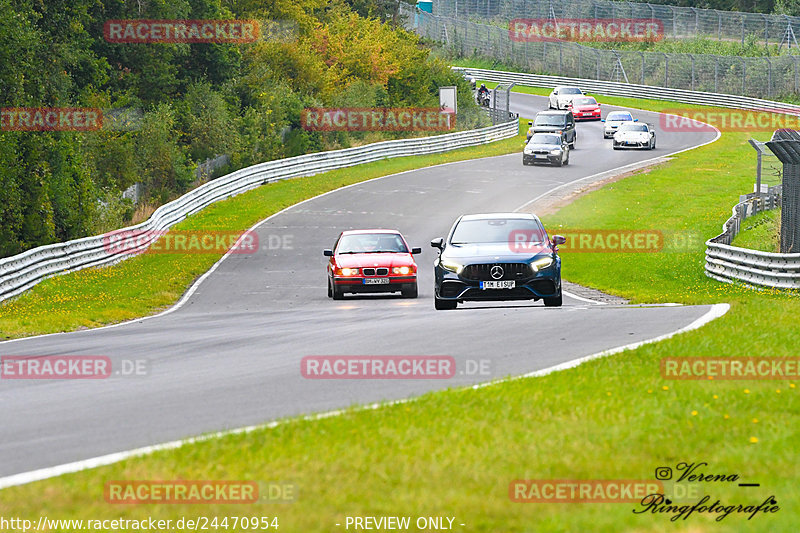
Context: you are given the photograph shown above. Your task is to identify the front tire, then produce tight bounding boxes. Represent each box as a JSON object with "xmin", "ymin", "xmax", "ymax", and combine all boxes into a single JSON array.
[
  {"xmin": 332, "ymin": 283, "xmax": 344, "ymax": 300},
  {"xmin": 434, "ymin": 296, "xmax": 457, "ymax": 310},
  {"xmin": 402, "ymin": 284, "xmax": 418, "ymax": 298},
  {"xmin": 544, "ymin": 293, "xmax": 562, "ymax": 307},
  {"xmin": 327, "ymin": 278, "xmax": 333, "ymax": 298}
]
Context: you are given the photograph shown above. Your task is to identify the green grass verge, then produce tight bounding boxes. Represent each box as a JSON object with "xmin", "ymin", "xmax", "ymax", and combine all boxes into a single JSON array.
[
  {"xmin": 3, "ymin": 86, "xmax": 799, "ymax": 532},
  {"xmin": 0, "ymin": 129, "xmax": 526, "ymax": 340},
  {"xmin": 731, "ymin": 209, "xmax": 781, "ymax": 252}
]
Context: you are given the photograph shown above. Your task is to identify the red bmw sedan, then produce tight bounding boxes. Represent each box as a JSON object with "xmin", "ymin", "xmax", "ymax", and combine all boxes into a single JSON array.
[
  {"xmin": 324, "ymin": 229, "xmax": 421, "ymax": 299},
  {"xmin": 568, "ymin": 96, "xmax": 601, "ymax": 121}
]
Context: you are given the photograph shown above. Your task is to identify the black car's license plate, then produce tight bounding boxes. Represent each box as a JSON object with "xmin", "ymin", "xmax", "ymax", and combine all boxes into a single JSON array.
[{"xmin": 480, "ymin": 281, "xmax": 515, "ymax": 289}]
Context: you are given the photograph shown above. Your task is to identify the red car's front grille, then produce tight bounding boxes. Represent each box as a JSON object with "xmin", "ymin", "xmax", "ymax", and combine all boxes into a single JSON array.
[{"xmin": 362, "ymin": 268, "xmax": 389, "ymax": 276}]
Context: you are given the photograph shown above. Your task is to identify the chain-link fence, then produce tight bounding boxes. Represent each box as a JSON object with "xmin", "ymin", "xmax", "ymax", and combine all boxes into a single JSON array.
[
  {"xmin": 429, "ymin": 0, "xmax": 800, "ymax": 47},
  {"xmin": 406, "ymin": 6, "xmax": 800, "ymax": 98}
]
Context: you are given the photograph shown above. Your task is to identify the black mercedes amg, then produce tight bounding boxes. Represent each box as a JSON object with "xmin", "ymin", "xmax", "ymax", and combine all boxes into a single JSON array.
[{"xmin": 431, "ymin": 213, "xmax": 565, "ymax": 310}]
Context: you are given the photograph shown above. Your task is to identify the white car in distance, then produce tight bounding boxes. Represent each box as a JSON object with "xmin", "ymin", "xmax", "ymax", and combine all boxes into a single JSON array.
[
  {"xmin": 602, "ymin": 110, "xmax": 638, "ymax": 138},
  {"xmin": 548, "ymin": 86, "xmax": 585, "ymax": 110}
]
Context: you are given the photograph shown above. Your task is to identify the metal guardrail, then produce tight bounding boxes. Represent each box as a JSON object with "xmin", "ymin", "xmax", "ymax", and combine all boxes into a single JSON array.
[
  {"xmin": 0, "ymin": 120, "xmax": 519, "ymax": 304},
  {"xmin": 703, "ymin": 187, "xmax": 799, "ymax": 289}
]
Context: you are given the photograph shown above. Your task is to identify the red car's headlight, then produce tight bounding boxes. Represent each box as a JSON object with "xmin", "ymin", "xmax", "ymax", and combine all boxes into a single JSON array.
[
  {"xmin": 392, "ymin": 266, "xmax": 412, "ymax": 275},
  {"xmin": 337, "ymin": 267, "xmax": 359, "ymax": 276}
]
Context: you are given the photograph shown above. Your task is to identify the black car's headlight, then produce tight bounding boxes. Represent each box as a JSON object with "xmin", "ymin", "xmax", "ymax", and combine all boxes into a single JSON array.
[
  {"xmin": 438, "ymin": 257, "xmax": 465, "ymax": 274},
  {"xmin": 530, "ymin": 256, "xmax": 554, "ymax": 272}
]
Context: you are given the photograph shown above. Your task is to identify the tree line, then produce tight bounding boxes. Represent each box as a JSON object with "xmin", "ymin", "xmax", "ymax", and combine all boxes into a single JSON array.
[{"xmin": 0, "ymin": 0, "xmax": 482, "ymax": 258}]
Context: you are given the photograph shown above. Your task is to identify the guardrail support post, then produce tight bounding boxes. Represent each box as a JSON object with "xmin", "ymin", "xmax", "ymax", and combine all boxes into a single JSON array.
[{"xmin": 766, "ymin": 133, "xmax": 800, "ymax": 253}]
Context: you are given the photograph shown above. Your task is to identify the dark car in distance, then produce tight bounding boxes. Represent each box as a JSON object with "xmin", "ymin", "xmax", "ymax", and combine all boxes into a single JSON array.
[
  {"xmin": 522, "ymin": 133, "xmax": 570, "ymax": 167},
  {"xmin": 532, "ymin": 110, "xmax": 576, "ymax": 148},
  {"xmin": 431, "ymin": 213, "xmax": 565, "ymax": 310}
]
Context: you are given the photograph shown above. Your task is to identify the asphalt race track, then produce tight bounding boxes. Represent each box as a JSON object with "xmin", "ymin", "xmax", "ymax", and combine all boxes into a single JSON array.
[{"xmin": 0, "ymin": 93, "xmax": 719, "ymax": 478}]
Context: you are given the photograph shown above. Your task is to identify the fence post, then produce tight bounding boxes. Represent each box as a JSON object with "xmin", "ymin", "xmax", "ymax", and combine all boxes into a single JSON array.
[
  {"xmin": 578, "ymin": 45, "xmax": 582, "ymax": 78},
  {"xmin": 664, "ymin": 53, "xmax": 669, "ymax": 87},
  {"xmin": 671, "ymin": 6, "xmax": 677, "ymax": 38},
  {"xmin": 764, "ymin": 14, "xmax": 769, "ymax": 47},
  {"xmin": 717, "ymin": 11, "xmax": 721, "ymax": 40},
  {"xmin": 690, "ymin": 54, "xmax": 695, "ymax": 91},
  {"xmin": 742, "ymin": 58, "xmax": 746, "ymax": 94},
  {"xmin": 742, "ymin": 16, "xmax": 745, "ymax": 46},
  {"xmin": 795, "ymin": 55, "xmax": 798, "ymax": 94},
  {"xmin": 640, "ymin": 51, "xmax": 645, "ymax": 85},
  {"xmin": 767, "ymin": 57, "xmax": 772, "ymax": 98},
  {"xmin": 596, "ymin": 49, "xmax": 601, "ymax": 80},
  {"xmin": 559, "ymin": 40, "xmax": 563, "ymax": 73},
  {"xmin": 714, "ymin": 56, "xmax": 718, "ymax": 93}
]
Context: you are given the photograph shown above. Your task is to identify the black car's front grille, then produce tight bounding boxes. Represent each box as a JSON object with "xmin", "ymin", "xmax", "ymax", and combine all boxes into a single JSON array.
[
  {"xmin": 362, "ymin": 267, "xmax": 389, "ymax": 276},
  {"xmin": 531, "ymin": 149, "xmax": 550, "ymax": 155},
  {"xmin": 462, "ymin": 263, "xmax": 531, "ymax": 281}
]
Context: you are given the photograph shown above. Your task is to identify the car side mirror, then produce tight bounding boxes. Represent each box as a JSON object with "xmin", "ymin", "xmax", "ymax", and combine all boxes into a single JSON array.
[
  {"xmin": 430, "ymin": 238, "xmax": 444, "ymax": 250},
  {"xmin": 600, "ymin": 118, "xmax": 605, "ymax": 122},
  {"xmin": 528, "ymin": 121, "xmax": 533, "ymax": 126},
  {"xmin": 411, "ymin": 247, "xmax": 422, "ymax": 254},
  {"xmin": 634, "ymin": 118, "xmax": 639, "ymax": 122},
  {"xmin": 323, "ymin": 249, "xmax": 333, "ymax": 256},
  {"xmin": 552, "ymin": 235, "xmax": 566, "ymax": 246}
]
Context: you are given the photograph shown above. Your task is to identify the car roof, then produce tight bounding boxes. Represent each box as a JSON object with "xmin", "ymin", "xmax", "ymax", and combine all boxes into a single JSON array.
[
  {"xmin": 341, "ymin": 229, "xmax": 403, "ymax": 235},
  {"xmin": 459, "ymin": 213, "xmax": 539, "ymax": 221},
  {"xmin": 555, "ymin": 85, "xmax": 581, "ymax": 90},
  {"xmin": 608, "ymin": 111, "xmax": 633, "ymax": 117},
  {"xmin": 537, "ymin": 110, "xmax": 569, "ymax": 115}
]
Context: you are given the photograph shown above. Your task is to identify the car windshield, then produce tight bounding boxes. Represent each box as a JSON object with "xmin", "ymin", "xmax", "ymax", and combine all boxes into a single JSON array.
[
  {"xmin": 573, "ymin": 97, "xmax": 596, "ymax": 106},
  {"xmin": 451, "ymin": 218, "xmax": 547, "ymax": 245},
  {"xmin": 560, "ymin": 87, "xmax": 582, "ymax": 94},
  {"xmin": 608, "ymin": 112, "xmax": 633, "ymax": 122},
  {"xmin": 337, "ymin": 233, "xmax": 408, "ymax": 253},
  {"xmin": 619, "ymin": 124, "xmax": 648, "ymax": 132},
  {"xmin": 528, "ymin": 134, "xmax": 561, "ymax": 145},
  {"xmin": 534, "ymin": 115, "xmax": 565, "ymax": 126}
]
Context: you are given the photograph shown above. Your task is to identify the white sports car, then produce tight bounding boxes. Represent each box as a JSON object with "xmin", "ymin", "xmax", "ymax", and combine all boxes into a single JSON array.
[
  {"xmin": 548, "ymin": 86, "xmax": 585, "ymax": 110},
  {"xmin": 613, "ymin": 122, "xmax": 656, "ymax": 150}
]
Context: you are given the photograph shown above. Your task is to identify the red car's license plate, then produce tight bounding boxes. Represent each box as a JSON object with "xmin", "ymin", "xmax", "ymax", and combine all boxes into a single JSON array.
[{"xmin": 363, "ymin": 278, "xmax": 389, "ymax": 285}]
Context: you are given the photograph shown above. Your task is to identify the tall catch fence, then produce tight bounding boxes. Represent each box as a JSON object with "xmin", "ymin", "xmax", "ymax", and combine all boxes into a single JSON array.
[
  {"xmin": 429, "ymin": 0, "xmax": 800, "ymax": 47},
  {"xmin": 405, "ymin": 4, "xmax": 800, "ymax": 98}
]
